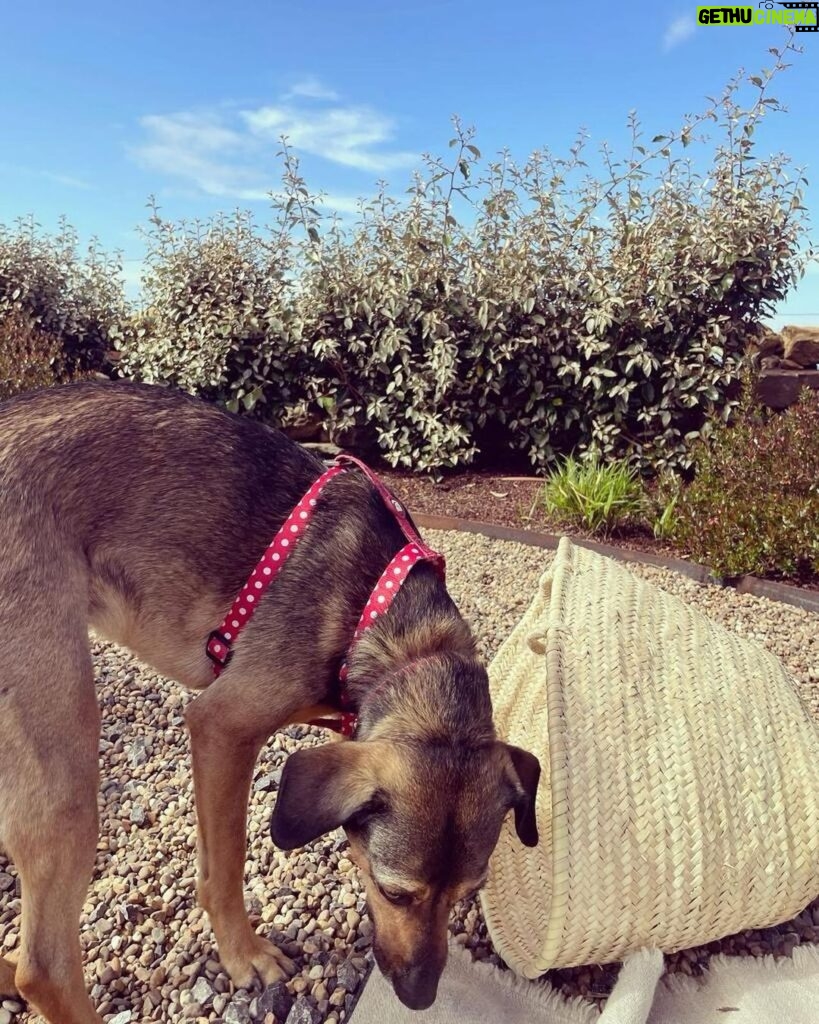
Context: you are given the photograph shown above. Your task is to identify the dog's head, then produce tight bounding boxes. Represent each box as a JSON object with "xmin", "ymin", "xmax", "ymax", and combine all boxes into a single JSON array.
[{"xmin": 270, "ymin": 660, "xmax": 540, "ymax": 1010}]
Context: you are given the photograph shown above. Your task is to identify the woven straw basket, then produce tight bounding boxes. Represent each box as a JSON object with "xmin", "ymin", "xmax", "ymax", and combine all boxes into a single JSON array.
[{"xmin": 480, "ymin": 537, "xmax": 819, "ymax": 978}]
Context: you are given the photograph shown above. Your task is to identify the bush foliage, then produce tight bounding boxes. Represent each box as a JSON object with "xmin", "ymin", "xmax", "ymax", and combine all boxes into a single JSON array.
[
  {"xmin": 0, "ymin": 313, "xmax": 66, "ymax": 399},
  {"xmin": 121, "ymin": 46, "xmax": 812, "ymax": 472},
  {"xmin": 0, "ymin": 217, "xmax": 130, "ymax": 378},
  {"xmin": 2, "ymin": 44, "xmax": 814, "ymax": 475},
  {"xmin": 671, "ymin": 389, "xmax": 819, "ymax": 578}
]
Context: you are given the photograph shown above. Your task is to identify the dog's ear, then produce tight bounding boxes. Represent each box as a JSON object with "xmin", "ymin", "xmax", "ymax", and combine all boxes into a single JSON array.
[
  {"xmin": 502, "ymin": 743, "xmax": 541, "ymax": 848},
  {"xmin": 270, "ymin": 742, "xmax": 378, "ymax": 850}
]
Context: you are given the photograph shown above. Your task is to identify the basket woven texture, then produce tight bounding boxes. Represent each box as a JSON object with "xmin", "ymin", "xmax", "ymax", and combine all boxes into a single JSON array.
[{"xmin": 480, "ymin": 537, "xmax": 819, "ymax": 979}]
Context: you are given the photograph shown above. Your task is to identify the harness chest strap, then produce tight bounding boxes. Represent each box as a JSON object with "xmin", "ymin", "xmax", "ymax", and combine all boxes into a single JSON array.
[
  {"xmin": 206, "ymin": 454, "xmax": 445, "ymax": 737},
  {"xmin": 205, "ymin": 463, "xmax": 346, "ymax": 670}
]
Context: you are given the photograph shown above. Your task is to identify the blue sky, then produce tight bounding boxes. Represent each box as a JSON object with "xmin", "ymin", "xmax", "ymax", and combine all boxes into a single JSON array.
[{"xmin": 2, "ymin": 0, "xmax": 818, "ymax": 326}]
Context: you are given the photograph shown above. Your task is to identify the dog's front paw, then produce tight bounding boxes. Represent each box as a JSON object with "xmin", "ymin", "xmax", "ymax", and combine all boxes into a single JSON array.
[{"xmin": 220, "ymin": 932, "xmax": 296, "ymax": 988}]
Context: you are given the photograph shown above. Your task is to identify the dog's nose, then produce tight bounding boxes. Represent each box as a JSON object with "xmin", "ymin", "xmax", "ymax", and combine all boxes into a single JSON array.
[{"xmin": 391, "ymin": 964, "xmax": 440, "ymax": 1011}]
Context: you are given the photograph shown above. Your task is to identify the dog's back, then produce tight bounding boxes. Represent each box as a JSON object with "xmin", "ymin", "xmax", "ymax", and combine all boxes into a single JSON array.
[
  {"xmin": 0, "ymin": 380, "xmax": 324, "ymax": 684},
  {"xmin": 0, "ymin": 380, "xmax": 312, "ymax": 548}
]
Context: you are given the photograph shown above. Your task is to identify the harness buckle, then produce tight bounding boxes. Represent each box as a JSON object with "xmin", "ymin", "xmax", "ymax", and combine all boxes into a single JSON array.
[{"xmin": 206, "ymin": 630, "xmax": 234, "ymax": 668}]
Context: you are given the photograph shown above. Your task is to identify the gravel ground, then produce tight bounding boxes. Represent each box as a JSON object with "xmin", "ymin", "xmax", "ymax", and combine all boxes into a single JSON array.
[{"xmin": 0, "ymin": 529, "xmax": 816, "ymax": 1023}]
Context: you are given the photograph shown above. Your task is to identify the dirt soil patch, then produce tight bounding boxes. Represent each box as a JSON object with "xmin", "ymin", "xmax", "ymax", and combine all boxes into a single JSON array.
[{"xmin": 378, "ymin": 468, "xmax": 819, "ymax": 591}]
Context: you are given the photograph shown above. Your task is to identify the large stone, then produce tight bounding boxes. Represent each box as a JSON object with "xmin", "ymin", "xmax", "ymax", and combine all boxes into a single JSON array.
[
  {"xmin": 284, "ymin": 996, "xmax": 322, "ymax": 1024},
  {"xmin": 782, "ymin": 325, "xmax": 819, "ymax": 368},
  {"xmin": 335, "ymin": 959, "xmax": 361, "ymax": 993},
  {"xmin": 190, "ymin": 976, "xmax": 213, "ymax": 1006},
  {"xmin": 756, "ymin": 369, "xmax": 819, "ymax": 409},
  {"xmin": 126, "ymin": 736, "xmax": 151, "ymax": 767},
  {"xmin": 747, "ymin": 324, "xmax": 783, "ymax": 358},
  {"xmin": 258, "ymin": 981, "xmax": 293, "ymax": 1021},
  {"xmin": 129, "ymin": 803, "xmax": 146, "ymax": 826},
  {"xmin": 224, "ymin": 997, "xmax": 252, "ymax": 1024},
  {"xmin": 253, "ymin": 769, "xmax": 282, "ymax": 792}
]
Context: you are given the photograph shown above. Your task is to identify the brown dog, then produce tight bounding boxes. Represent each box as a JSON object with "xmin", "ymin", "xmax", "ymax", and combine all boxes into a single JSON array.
[{"xmin": 0, "ymin": 380, "xmax": 540, "ymax": 1022}]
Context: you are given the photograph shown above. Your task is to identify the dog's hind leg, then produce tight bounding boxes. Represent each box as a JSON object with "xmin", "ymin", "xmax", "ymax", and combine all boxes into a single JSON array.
[
  {"xmin": 12, "ymin": 790, "xmax": 102, "ymax": 1024},
  {"xmin": 0, "ymin": 577, "xmax": 103, "ymax": 1024}
]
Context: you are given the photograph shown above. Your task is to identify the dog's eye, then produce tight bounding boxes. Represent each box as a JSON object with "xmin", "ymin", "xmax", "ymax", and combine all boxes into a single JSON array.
[{"xmin": 378, "ymin": 884, "xmax": 414, "ymax": 907}]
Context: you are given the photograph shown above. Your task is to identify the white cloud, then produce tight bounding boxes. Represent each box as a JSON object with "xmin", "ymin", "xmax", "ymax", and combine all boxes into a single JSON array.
[
  {"xmin": 42, "ymin": 171, "xmax": 93, "ymax": 190},
  {"xmin": 132, "ymin": 115, "xmax": 362, "ymax": 212},
  {"xmin": 285, "ymin": 76, "xmax": 340, "ymax": 102},
  {"xmin": 241, "ymin": 104, "xmax": 416, "ymax": 173},
  {"xmin": 131, "ymin": 111, "xmax": 265, "ymax": 200},
  {"xmin": 0, "ymin": 162, "xmax": 92, "ymax": 190},
  {"xmin": 314, "ymin": 193, "xmax": 363, "ymax": 215},
  {"xmin": 130, "ymin": 85, "xmax": 416, "ymax": 206},
  {"xmin": 662, "ymin": 15, "xmax": 696, "ymax": 51}
]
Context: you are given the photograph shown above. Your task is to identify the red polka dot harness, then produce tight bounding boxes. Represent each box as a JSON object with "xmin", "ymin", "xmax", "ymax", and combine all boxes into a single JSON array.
[{"xmin": 205, "ymin": 454, "xmax": 446, "ymax": 737}]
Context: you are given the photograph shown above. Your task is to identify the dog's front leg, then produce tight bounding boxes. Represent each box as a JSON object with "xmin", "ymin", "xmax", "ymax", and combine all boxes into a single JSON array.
[{"xmin": 185, "ymin": 687, "xmax": 295, "ymax": 988}]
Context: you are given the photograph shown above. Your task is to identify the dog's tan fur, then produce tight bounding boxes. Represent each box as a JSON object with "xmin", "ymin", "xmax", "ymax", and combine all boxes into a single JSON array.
[{"xmin": 0, "ymin": 381, "xmax": 539, "ymax": 1021}]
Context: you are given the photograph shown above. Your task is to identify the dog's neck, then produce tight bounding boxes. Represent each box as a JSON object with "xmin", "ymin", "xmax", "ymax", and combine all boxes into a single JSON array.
[
  {"xmin": 342, "ymin": 575, "xmax": 495, "ymax": 744},
  {"xmin": 248, "ymin": 467, "xmax": 492, "ymax": 741}
]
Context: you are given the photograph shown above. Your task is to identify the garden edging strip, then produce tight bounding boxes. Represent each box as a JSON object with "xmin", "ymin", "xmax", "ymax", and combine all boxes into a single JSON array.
[{"xmin": 412, "ymin": 512, "xmax": 819, "ymax": 616}]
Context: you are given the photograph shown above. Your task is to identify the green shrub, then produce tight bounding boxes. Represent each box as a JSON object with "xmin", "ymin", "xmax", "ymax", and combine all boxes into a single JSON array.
[
  {"xmin": 0, "ymin": 314, "xmax": 66, "ymax": 399},
  {"xmin": 120, "ymin": 202, "xmax": 310, "ymax": 427},
  {"xmin": 541, "ymin": 453, "xmax": 643, "ymax": 535},
  {"xmin": 119, "ymin": 44, "xmax": 813, "ymax": 473},
  {"xmin": 0, "ymin": 217, "xmax": 130, "ymax": 376},
  {"xmin": 671, "ymin": 389, "xmax": 819, "ymax": 578}
]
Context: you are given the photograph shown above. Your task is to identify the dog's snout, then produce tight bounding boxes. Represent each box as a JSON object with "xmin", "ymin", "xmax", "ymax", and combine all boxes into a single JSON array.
[
  {"xmin": 376, "ymin": 939, "xmax": 447, "ymax": 1012},
  {"xmin": 391, "ymin": 963, "xmax": 441, "ymax": 1011}
]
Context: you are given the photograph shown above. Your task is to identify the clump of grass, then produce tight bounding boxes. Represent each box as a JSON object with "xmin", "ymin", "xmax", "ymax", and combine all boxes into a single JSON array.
[
  {"xmin": 541, "ymin": 454, "xmax": 643, "ymax": 535},
  {"xmin": 646, "ymin": 472, "xmax": 682, "ymax": 540}
]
